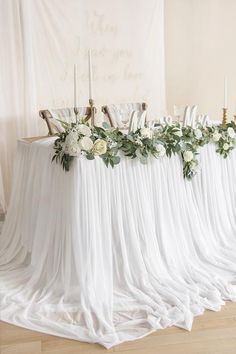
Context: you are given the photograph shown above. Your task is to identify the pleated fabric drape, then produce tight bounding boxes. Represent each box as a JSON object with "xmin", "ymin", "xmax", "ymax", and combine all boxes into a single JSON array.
[{"xmin": 1, "ymin": 139, "xmax": 236, "ymax": 348}]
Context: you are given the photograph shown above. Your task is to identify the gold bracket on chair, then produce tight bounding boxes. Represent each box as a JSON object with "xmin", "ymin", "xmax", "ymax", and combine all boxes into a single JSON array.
[
  {"xmin": 89, "ymin": 99, "xmax": 96, "ymax": 126},
  {"xmin": 74, "ymin": 107, "xmax": 79, "ymax": 123},
  {"xmin": 222, "ymin": 108, "xmax": 228, "ymax": 126}
]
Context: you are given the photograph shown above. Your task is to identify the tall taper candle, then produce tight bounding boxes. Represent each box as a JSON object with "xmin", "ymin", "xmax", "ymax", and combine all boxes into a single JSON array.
[
  {"xmin": 74, "ymin": 64, "xmax": 77, "ymax": 108},
  {"xmin": 224, "ymin": 76, "xmax": 228, "ymax": 108},
  {"xmin": 88, "ymin": 49, "xmax": 93, "ymax": 100}
]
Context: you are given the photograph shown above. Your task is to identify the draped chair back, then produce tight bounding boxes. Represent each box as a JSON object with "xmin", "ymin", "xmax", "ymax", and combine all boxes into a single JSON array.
[
  {"xmin": 39, "ymin": 106, "xmax": 93, "ymax": 135},
  {"xmin": 101, "ymin": 102, "xmax": 147, "ymax": 132},
  {"xmin": 196, "ymin": 114, "xmax": 211, "ymax": 127},
  {"xmin": 159, "ymin": 116, "xmax": 173, "ymax": 126}
]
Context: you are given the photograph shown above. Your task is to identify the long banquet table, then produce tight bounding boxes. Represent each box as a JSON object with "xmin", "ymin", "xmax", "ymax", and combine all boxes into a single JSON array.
[{"xmin": 1, "ymin": 137, "xmax": 236, "ymax": 348}]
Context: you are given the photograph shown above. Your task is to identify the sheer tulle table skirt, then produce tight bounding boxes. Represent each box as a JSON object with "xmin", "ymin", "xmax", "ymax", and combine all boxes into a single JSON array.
[{"xmin": 1, "ymin": 139, "xmax": 236, "ymax": 348}]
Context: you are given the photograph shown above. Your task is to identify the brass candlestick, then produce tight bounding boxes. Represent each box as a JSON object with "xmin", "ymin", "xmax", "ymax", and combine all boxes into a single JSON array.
[
  {"xmin": 74, "ymin": 107, "xmax": 79, "ymax": 123},
  {"xmin": 89, "ymin": 98, "xmax": 96, "ymax": 126},
  {"xmin": 222, "ymin": 107, "xmax": 228, "ymax": 126}
]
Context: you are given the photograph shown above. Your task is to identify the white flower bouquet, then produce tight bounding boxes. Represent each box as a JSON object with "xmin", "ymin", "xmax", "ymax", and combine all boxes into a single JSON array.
[{"xmin": 52, "ymin": 119, "xmax": 122, "ymax": 171}]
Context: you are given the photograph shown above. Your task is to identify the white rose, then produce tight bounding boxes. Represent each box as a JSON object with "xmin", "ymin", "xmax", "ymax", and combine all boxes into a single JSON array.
[
  {"xmin": 223, "ymin": 143, "xmax": 230, "ymax": 150},
  {"xmin": 194, "ymin": 128, "xmax": 202, "ymax": 140},
  {"xmin": 92, "ymin": 139, "xmax": 107, "ymax": 155},
  {"xmin": 77, "ymin": 124, "xmax": 92, "ymax": 137},
  {"xmin": 227, "ymin": 127, "xmax": 235, "ymax": 139},
  {"xmin": 78, "ymin": 136, "xmax": 93, "ymax": 151},
  {"xmin": 156, "ymin": 144, "xmax": 166, "ymax": 157},
  {"xmin": 212, "ymin": 131, "xmax": 221, "ymax": 142},
  {"xmin": 140, "ymin": 127, "xmax": 153, "ymax": 139},
  {"xmin": 64, "ymin": 142, "xmax": 81, "ymax": 157},
  {"xmin": 173, "ymin": 129, "xmax": 182, "ymax": 137},
  {"xmin": 183, "ymin": 150, "xmax": 193, "ymax": 162}
]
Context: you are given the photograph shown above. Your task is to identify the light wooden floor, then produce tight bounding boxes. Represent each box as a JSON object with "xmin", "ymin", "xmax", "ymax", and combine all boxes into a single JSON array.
[{"xmin": 1, "ymin": 302, "xmax": 236, "ymax": 354}]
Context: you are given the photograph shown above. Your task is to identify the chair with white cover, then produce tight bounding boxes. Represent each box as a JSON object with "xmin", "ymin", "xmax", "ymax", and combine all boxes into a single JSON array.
[
  {"xmin": 160, "ymin": 116, "xmax": 173, "ymax": 126},
  {"xmin": 39, "ymin": 106, "xmax": 94, "ymax": 136},
  {"xmin": 182, "ymin": 106, "xmax": 191, "ymax": 126},
  {"xmin": 183, "ymin": 105, "xmax": 198, "ymax": 127},
  {"xmin": 101, "ymin": 102, "xmax": 147, "ymax": 133},
  {"xmin": 202, "ymin": 115, "xmax": 211, "ymax": 127},
  {"xmin": 195, "ymin": 114, "xmax": 213, "ymax": 127},
  {"xmin": 189, "ymin": 106, "xmax": 198, "ymax": 128}
]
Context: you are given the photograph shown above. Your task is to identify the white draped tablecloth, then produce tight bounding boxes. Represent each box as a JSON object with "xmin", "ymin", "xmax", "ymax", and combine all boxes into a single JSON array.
[{"xmin": 1, "ymin": 138, "xmax": 236, "ymax": 348}]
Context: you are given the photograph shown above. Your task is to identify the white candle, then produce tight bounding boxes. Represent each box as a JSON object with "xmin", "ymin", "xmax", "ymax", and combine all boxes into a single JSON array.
[
  {"xmin": 224, "ymin": 76, "xmax": 228, "ymax": 108},
  {"xmin": 88, "ymin": 49, "xmax": 93, "ymax": 100},
  {"xmin": 74, "ymin": 64, "xmax": 77, "ymax": 108}
]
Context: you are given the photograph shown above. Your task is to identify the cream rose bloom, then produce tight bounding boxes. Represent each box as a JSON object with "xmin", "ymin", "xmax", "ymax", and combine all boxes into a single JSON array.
[
  {"xmin": 78, "ymin": 137, "xmax": 93, "ymax": 151},
  {"xmin": 223, "ymin": 143, "xmax": 230, "ymax": 150},
  {"xmin": 140, "ymin": 127, "xmax": 153, "ymax": 139},
  {"xmin": 77, "ymin": 124, "xmax": 92, "ymax": 137},
  {"xmin": 212, "ymin": 131, "xmax": 221, "ymax": 142},
  {"xmin": 194, "ymin": 128, "xmax": 202, "ymax": 140},
  {"xmin": 227, "ymin": 127, "xmax": 235, "ymax": 139},
  {"xmin": 156, "ymin": 144, "xmax": 166, "ymax": 157},
  {"xmin": 92, "ymin": 139, "xmax": 107, "ymax": 155},
  {"xmin": 183, "ymin": 150, "xmax": 193, "ymax": 162}
]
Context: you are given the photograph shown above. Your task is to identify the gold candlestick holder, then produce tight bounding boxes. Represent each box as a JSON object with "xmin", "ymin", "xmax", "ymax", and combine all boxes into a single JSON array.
[
  {"xmin": 89, "ymin": 98, "xmax": 96, "ymax": 126},
  {"xmin": 74, "ymin": 107, "xmax": 79, "ymax": 123},
  {"xmin": 222, "ymin": 107, "xmax": 228, "ymax": 126}
]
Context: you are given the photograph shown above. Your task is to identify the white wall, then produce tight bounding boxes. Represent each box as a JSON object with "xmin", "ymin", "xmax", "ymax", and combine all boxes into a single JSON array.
[{"xmin": 165, "ymin": 0, "xmax": 236, "ymax": 120}]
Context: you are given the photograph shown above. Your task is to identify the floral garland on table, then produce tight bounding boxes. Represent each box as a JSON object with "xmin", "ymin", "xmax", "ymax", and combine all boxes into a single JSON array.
[{"xmin": 52, "ymin": 118, "xmax": 236, "ymax": 180}]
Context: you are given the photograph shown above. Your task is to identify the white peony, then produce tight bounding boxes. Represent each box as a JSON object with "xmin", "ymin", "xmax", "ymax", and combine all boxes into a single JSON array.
[
  {"xmin": 227, "ymin": 127, "xmax": 235, "ymax": 139},
  {"xmin": 212, "ymin": 131, "xmax": 221, "ymax": 142},
  {"xmin": 183, "ymin": 150, "xmax": 193, "ymax": 162},
  {"xmin": 65, "ymin": 131, "xmax": 78, "ymax": 144},
  {"xmin": 194, "ymin": 128, "xmax": 202, "ymax": 140},
  {"xmin": 223, "ymin": 143, "xmax": 230, "ymax": 150},
  {"xmin": 77, "ymin": 124, "xmax": 92, "ymax": 137},
  {"xmin": 64, "ymin": 142, "xmax": 81, "ymax": 157},
  {"xmin": 173, "ymin": 129, "xmax": 182, "ymax": 137},
  {"xmin": 92, "ymin": 139, "xmax": 107, "ymax": 155},
  {"xmin": 78, "ymin": 136, "xmax": 93, "ymax": 151},
  {"xmin": 156, "ymin": 144, "xmax": 166, "ymax": 157},
  {"xmin": 140, "ymin": 127, "xmax": 153, "ymax": 139}
]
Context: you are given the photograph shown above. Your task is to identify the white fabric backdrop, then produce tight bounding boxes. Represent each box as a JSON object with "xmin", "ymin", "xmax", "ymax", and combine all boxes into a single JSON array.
[{"xmin": 0, "ymin": 0, "xmax": 165, "ymax": 205}]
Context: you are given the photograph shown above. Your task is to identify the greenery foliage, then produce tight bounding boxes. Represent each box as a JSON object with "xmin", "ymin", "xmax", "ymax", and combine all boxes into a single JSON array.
[{"xmin": 52, "ymin": 118, "xmax": 236, "ymax": 180}]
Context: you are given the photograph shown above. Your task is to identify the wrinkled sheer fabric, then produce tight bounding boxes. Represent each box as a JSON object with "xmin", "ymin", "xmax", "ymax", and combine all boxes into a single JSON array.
[{"xmin": 1, "ymin": 139, "xmax": 236, "ymax": 348}]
